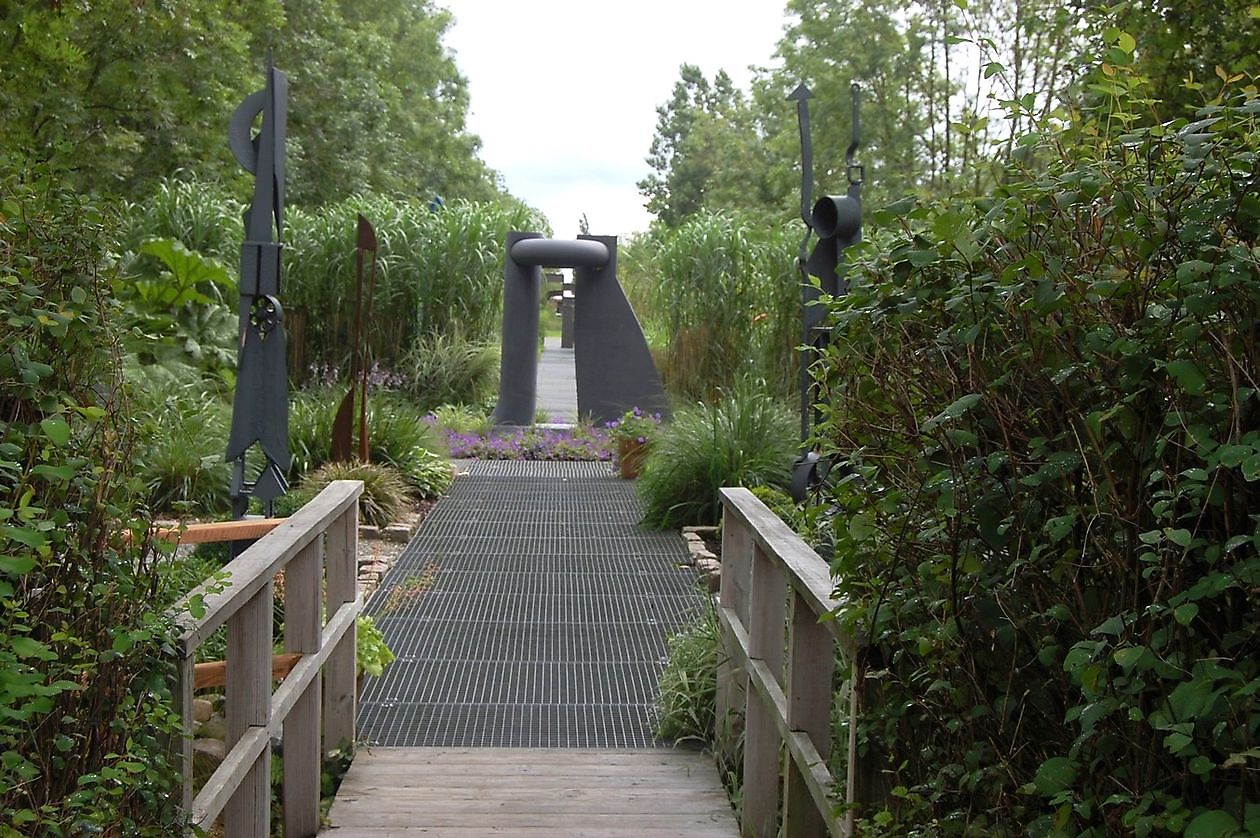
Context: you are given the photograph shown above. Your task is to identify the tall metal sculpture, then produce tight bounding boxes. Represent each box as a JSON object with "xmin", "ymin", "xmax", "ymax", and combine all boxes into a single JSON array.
[
  {"xmin": 225, "ymin": 60, "xmax": 291, "ymax": 519},
  {"xmin": 790, "ymin": 82, "xmax": 863, "ymax": 500},
  {"xmin": 331, "ymin": 214, "xmax": 379, "ymax": 463}
]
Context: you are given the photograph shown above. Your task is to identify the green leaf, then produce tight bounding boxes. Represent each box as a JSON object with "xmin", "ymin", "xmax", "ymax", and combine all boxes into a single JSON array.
[
  {"xmin": 1031, "ymin": 756, "xmax": 1077, "ymax": 795},
  {"xmin": 11, "ymin": 636, "xmax": 56, "ymax": 661},
  {"xmin": 1113, "ymin": 646, "xmax": 1144, "ymax": 669},
  {"xmin": 40, "ymin": 416, "xmax": 71, "ymax": 447},
  {"xmin": 1166, "ymin": 360, "xmax": 1207, "ymax": 395},
  {"xmin": 0, "ymin": 554, "xmax": 38, "ymax": 575},
  {"xmin": 1184, "ymin": 809, "xmax": 1238, "ymax": 837},
  {"xmin": 1174, "ymin": 603, "xmax": 1199, "ymax": 626},
  {"xmin": 1, "ymin": 526, "xmax": 47, "ymax": 551}
]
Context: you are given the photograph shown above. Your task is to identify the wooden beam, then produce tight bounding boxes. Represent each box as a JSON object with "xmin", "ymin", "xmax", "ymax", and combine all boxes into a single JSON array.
[
  {"xmin": 154, "ymin": 518, "xmax": 286, "ymax": 545},
  {"xmin": 193, "ymin": 652, "xmax": 302, "ymax": 691}
]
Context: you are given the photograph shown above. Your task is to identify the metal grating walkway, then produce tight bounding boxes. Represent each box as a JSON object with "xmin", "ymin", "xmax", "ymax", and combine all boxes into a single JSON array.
[{"xmin": 358, "ymin": 460, "xmax": 705, "ymax": 748}]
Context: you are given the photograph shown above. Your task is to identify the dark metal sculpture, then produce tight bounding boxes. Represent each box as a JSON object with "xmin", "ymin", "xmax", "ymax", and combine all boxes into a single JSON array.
[
  {"xmin": 493, "ymin": 234, "xmax": 668, "ymax": 427},
  {"xmin": 225, "ymin": 60, "xmax": 291, "ymax": 519},
  {"xmin": 790, "ymin": 82, "xmax": 863, "ymax": 501},
  {"xmin": 332, "ymin": 214, "xmax": 379, "ymax": 463}
]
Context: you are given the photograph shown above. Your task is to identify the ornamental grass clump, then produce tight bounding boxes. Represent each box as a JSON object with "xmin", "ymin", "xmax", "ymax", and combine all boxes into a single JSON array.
[{"xmin": 637, "ymin": 384, "xmax": 795, "ymax": 529}]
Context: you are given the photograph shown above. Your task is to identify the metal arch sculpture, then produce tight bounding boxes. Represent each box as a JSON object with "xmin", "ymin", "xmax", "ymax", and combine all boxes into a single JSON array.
[
  {"xmin": 789, "ymin": 81, "xmax": 863, "ymax": 501},
  {"xmin": 492, "ymin": 234, "xmax": 668, "ymax": 428},
  {"xmin": 225, "ymin": 60, "xmax": 292, "ymax": 519}
]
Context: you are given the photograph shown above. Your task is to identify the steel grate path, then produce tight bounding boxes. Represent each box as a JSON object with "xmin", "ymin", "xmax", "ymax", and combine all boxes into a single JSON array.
[{"xmin": 357, "ymin": 459, "xmax": 705, "ymax": 748}]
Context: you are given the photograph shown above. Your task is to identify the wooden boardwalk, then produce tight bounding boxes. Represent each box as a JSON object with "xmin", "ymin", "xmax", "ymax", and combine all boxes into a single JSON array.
[{"xmin": 324, "ymin": 748, "xmax": 739, "ymax": 836}]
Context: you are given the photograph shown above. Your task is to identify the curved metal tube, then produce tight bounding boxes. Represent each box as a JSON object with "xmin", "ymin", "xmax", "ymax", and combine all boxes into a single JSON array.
[{"xmin": 510, "ymin": 237, "xmax": 609, "ymax": 269}]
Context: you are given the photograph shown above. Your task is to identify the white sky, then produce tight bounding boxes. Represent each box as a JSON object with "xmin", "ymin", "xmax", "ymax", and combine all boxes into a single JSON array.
[{"xmin": 439, "ymin": 1, "xmax": 788, "ymax": 238}]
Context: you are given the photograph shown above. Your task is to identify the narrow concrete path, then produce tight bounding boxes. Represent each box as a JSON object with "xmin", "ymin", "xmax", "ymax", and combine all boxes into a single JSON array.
[{"xmin": 536, "ymin": 335, "xmax": 578, "ymax": 424}]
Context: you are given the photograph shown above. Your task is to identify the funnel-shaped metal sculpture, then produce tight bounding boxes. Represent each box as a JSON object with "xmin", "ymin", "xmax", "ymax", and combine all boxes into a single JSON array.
[{"xmin": 226, "ymin": 60, "xmax": 291, "ymax": 518}]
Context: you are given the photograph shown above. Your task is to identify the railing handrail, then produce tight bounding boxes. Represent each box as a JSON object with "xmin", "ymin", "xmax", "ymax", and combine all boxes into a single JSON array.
[
  {"xmin": 716, "ymin": 486, "xmax": 865, "ymax": 838},
  {"xmin": 166, "ymin": 479, "xmax": 363, "ymax": 837}
]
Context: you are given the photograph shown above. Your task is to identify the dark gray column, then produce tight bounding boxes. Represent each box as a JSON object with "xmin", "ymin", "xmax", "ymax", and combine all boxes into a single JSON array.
[
  {"xmin": 573, "ymin": 235, "xmax": 669, "ymax": 426},
  {"xmin": 492, "ymin": 231, "xmax": 543, "ymax": 425}
]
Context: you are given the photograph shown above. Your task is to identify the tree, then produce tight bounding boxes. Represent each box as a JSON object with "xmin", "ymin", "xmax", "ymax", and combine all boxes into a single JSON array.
[
  {"xmin": 266, "ymin": 0, "xmax": 497, "ymax": 206},
  {"xmin": 0, "ymin": 1, "xmax": 275, "ymax": 198}
]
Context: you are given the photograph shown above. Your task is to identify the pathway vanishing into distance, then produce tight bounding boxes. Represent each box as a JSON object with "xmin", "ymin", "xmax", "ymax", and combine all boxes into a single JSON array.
[
  {"xmin": 536, "ymin": 335, "xmax": 578, "ymax": 424},
  {"xmin": 326, "ymin": 460, "xmax": 736, "ymax": 834}
]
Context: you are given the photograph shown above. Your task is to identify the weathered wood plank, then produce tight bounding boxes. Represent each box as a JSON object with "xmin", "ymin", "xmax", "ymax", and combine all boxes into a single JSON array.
[
  {"xmin": 325, "ymin": 748, "xmax": 738, "ymax": 835},
  {"xmin": 284, "ymin": 539, "xmax": 322, "ymax": 838},
  {"xmin": 174, "ymin": 480, "xmax": 361, "ymax": 651},
  {"xmin": 225, "ymin": 582, "xmax": 272, "ymax": 836},
  {"xmin": 324, "ymin": 503, "xmax": 358, "ymax": 755}
]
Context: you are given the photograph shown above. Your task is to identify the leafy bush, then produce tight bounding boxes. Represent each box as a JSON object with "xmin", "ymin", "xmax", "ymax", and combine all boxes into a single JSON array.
[
  {"xmin": 814, "ymin": 84, "xmax": 1260, "ymax": 832},
  {"xmin": 398, "ymin": 328, "xmax": 499, "ymax": 412},
  {"xmin": 0, "ymin": 176, "xmax": 183, "ymax": 833},
  {"xmin": 288, "ymin": 388, "xmax": 447, "ymax": 496},
  {"xmin": 289, "ymin": 461, "xmax": 413, "ymax": 528},
  {"xmin": 134, "ymin": 385, "xmax": 233, "ymax": 515},
  {"xmin": 117, "ymin": 176, "xmax": 243, "ymax": 262},
  {"xmin": 637, "ymin": 384, "xmax": 795, "ymax": 528},
  {"xmin": 655, "ymin": 604, "xmax": 722, "ymax": 742}
]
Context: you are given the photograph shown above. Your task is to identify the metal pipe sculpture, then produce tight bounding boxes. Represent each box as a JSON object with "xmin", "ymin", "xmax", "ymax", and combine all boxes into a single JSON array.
[
  {"xmin": 790, "ymin": 82, "xmax": 863, "ymax": 501},
  {"xmin": 332, "ymin": 214, "xmax": 379, "ymax": 463},
  {"xmin": 225, "ymin": 60, "xmax": 291, "ymax": 519},
  {"xmin": 492, "ymin": 234, "xmax": 668, "ymax": 427}
]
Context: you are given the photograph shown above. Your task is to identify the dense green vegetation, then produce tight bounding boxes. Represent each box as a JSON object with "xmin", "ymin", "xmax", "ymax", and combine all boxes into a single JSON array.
[
  {"xmin": 812, "ymin": 79, "xmax": 1260, "ymax": 832},
  {"xmin": 4, "ymin": 0, "xmax": 1259, "ymax": 831}
]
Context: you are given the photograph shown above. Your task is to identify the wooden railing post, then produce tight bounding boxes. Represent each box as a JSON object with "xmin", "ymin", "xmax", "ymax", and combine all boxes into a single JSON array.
[
  {"xmin": 784, "ymin": 590, "xmax": 835, "ymax": 837},
  {"xmin": 225, "ymin": 581, "xmax": 273, "ymax": 835},
  {"xmin": 715, "ymin": 510, "xmax": 751, "ymax": 763},
  {"xmin": 323, "ymin": 501, "xmax": 358, "ymax": 755},
  {"xmin": 744, "ymin": 543, "xmax": 787, "ymax": 837},
  {"xmin": 283, "ymin": 538, "xmax": 322, "ymax": 837}
]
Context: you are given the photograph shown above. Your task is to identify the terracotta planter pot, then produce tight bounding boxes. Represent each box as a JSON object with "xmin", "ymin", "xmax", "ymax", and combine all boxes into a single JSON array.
[{"xmin": 617, "ymin": 438, "xmax": 649, "ymax": 479}]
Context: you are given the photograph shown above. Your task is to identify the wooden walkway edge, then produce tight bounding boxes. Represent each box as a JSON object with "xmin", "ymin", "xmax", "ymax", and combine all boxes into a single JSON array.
[{"xmin": 323, "ymin": 747, "xmax": 739, "ymax": 836}]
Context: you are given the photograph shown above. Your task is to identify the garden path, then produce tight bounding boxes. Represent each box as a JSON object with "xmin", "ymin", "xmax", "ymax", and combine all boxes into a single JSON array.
[
  {"xmin": 536, "ymin": 335, "xmax": 578, "ymax": 424},
  {"xmin": 326, "ymin": 460, "xmax": 735, "ymax": 834}
]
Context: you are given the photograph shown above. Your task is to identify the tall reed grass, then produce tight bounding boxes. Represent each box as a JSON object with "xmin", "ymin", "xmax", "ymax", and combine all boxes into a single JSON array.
[
  {"xmin": 637, "ymin": 210, "xmax": 799, "ymax": 400},
  {"xmin": 284, "ymin": 195, "xmax": 544, "ymax": 376}
]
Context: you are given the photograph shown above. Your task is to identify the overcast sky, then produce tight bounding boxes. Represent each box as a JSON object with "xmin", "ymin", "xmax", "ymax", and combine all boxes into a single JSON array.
[{"xmin": 439, "ymin": 1, "xmax": 788, "ymax": 238}]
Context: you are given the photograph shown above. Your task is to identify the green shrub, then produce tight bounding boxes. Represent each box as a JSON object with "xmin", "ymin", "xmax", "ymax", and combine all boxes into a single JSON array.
[
  {"xmin": 134, "ymin": 386, "xmax": 233, "ymax": 515},
  {"xmin": 429, "ymin": 404, "xmax": 493, "ymax": 437},
  {"xmin": 117, "ymin": 176, "xmax": 243, "ymax": 262},
  {"xmin": 815, "ymin": 86, "xmax": 1260, "ymax": 832},
  {"xmin": 398, "ymin": 328, "xmax": 499, "ymax": 412},
  {"xmin": 0, "ymin": 176, "xmax": 184, "ymax": 833},
  {"xmin": 288, "ymin": 388, "xmax": 446, "ymax": 496},
  {"xmin": 293, "ymin": 461, "xmax": 413, "ymax": 528},
  {"xmin": 637, "ymin": 384, "xmax": 795, "ymax": 528},
  {"xmin": 655, "ymin": 604, "xmax": 722, "ymax": 742}
]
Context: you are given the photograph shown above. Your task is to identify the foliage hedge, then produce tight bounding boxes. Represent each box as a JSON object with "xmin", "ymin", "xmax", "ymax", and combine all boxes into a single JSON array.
[
  {"xmin": 0, "ymin": 177, "xmax": 184, "ymax": 833},
  {"xmin": 816, "ymin": 87, "xmax": 1260, "ymax": 834}
]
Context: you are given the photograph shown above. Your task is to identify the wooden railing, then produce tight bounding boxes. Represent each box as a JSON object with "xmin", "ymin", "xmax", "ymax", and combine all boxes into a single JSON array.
[
  {"xmin": 716, "ymin": 487, "xmax": 867, "ymax": 837},
  {"xmin": 167, "ymin": 480, "xmax": 363, "ymax": 837}
]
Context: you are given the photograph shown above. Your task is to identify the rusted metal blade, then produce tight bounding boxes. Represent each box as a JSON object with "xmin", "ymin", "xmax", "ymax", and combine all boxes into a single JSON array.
[
  {"xmin": 357, "ymin": 213, "xmax": 377, "ymax": 252},
  {"xmin": 331, "ymin": 387, "xmax": 355, "ymax": 462}
]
